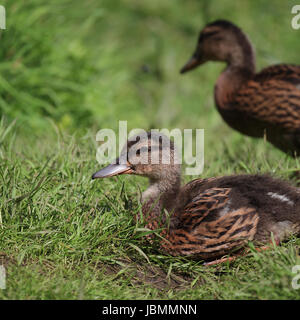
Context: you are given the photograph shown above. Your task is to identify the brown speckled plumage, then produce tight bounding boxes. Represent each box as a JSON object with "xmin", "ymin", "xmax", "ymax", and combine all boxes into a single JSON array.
[
  {"xmin": 180, "ymin": 20, "xmax": 300, "ymax": 156},
  {"xmin": 92, "ymin": 132, "xmax": 300, "ymax": 262}
]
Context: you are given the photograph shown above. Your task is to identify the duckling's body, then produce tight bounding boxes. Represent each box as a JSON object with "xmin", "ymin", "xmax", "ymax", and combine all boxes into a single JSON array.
[
  {"xmin": 156, "ymin": 174, "xmax": 300, "ymax": 260},
  {"xmin": 181, "ymin": 20, "xmax": 300, "ymax": 156},
  {"xmin": 92, "ymin": 131, "xmax": 300, "ymax": 262}
]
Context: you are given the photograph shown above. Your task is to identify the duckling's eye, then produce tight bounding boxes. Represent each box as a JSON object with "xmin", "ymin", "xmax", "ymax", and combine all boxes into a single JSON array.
[{"xmin": 134, "ymin": 146, "xmax": 152, "ymax": 157}]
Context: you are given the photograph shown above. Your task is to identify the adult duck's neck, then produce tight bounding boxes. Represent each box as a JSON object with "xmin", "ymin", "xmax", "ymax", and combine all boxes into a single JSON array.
[{"xmin": 215, "ymin": 37, "xmax": 256, "ymax": 110}]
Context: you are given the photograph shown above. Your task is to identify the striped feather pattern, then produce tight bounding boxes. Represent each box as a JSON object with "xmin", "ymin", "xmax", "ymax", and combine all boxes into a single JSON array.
[{"xmin": 159, "ymin": 188, "xmax": 259, "ymax": 259}]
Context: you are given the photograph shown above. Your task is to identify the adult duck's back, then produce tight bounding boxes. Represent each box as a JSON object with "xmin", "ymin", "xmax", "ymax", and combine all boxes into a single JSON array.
[
  {"xmin": 256, "ymin": 64, "xmax": 300, "ymax": 84},
  {"xmin": 232, "ymin": 64, "xmax": 300, "ymax": 154},
  {"xmin": 180, "ymin": 19, "xmax": 300, "ymax": 156}
]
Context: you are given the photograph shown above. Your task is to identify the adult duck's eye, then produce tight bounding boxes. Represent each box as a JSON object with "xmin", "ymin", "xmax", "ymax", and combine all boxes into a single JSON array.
[{"xmin": 199, "ymin": 30, "xmax": 220, "ymax": 42}]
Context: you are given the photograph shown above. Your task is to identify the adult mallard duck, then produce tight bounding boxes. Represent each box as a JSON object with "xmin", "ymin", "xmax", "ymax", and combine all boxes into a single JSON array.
[
  {"xmin": 180, "ymin": 20, "xmax": 300, "ymax": 156},
  {"xmin": 92, "ymin": 131, "xmax": 300, "ymax": 264}
]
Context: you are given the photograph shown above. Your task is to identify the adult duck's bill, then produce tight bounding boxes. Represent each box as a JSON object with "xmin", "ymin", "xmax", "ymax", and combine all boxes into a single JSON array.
[
  {"xmin": 180, "ymin": 50, "xmax": 205, "ymax": 74},
  {"xmin": 92, "ymin": 163, "xmax": 133, "ymax": 179},
  {"xmin": 180, "ymin": 56, "xmax": 200, "ymax": 73}
]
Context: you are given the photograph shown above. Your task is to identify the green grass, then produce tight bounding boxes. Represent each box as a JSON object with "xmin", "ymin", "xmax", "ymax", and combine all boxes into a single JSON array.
[
  {"xmin": 1, "ymin": 0, "xmax": 300, "ymax": 299},
  {"xmin": 1, "ymin": 118, "xmax": 300, "ymax": 300}
]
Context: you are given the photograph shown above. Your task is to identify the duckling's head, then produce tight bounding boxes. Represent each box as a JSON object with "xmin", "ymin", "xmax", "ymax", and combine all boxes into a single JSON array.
[
  {"xmin": 92, "ymin": 131, "xmax": 181, "ymax": 186},
  {"xmin": 180, "ymin": 19, "xmax": 255, "ymax": 73}
]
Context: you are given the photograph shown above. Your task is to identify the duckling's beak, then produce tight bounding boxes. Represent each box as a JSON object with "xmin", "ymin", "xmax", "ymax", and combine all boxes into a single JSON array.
[
  {"xmin": 92, "ymin": 163, "xmax": 133, "ymax": 179},
  {"xmin": 181, "ymin": 53, "xmax": 204, "ymax": 73}
]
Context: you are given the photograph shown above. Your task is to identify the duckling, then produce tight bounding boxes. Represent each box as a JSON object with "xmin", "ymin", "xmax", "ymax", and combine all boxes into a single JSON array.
[
  {"xmin": 92, "ymin": 131, "xmax": 300, "ymax": 263},
  {"xmin": 180, "ymin": 20, "xmax": 300, "ymax": 156}
]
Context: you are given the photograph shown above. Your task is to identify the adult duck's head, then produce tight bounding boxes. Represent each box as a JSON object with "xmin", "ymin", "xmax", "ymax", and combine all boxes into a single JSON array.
[
  {"xmin": 180, "ymin": 19, "xmax": 255, "ymax": 73},
  {"xmin": 92, "ymin": 131, "xmax": 181, "ymax": 203}
]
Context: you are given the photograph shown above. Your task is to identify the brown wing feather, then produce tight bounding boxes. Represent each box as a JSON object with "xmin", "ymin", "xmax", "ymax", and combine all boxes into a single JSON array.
[
  {"xmin": 162, "ymin": 188, "xmax": 259, "ymax": 259},
  {"xmin": 181, "ymin": 187, "xmax": 231, "ymax": 229},
  {"xmin": 234, "ymin": 79, "xmax": 300, "ymax": 132},
  {"xmin": 255, "ymin": 64, "xmax": 300, "ymax": 85}
]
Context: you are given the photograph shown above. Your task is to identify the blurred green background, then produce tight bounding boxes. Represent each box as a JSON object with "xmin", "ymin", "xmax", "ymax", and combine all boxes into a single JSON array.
[
  {"xmin": 1, "ymin": 0, "xmax": 300, "ymax": 134},
  {"xmin": 1, "ymin": 0, "xmax": 300, "ymax": 300}
]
